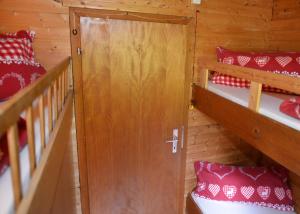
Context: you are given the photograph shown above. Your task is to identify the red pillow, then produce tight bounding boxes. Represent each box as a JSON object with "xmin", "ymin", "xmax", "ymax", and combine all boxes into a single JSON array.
[
  {"xmin": 280, "ymin": 97, "xmax": 300, "ymax": 120},
  {"xmin": 0, "ymin": 118, "xmax": 27, "ymax": 175},
  {"xmin": 0, "ymin": 30, "xmax": 46, "ymax": 101},
  {"xmin": 194, "ymin": 161, "xmax": 294, "ymax": 212},
  {"xmin": 212, "ymin": 47, "xmax": 300, "ymax": 94}
]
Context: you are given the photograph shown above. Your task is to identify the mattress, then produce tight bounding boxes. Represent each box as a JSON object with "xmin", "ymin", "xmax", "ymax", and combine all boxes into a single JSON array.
[
  {"xmin": 191, "ymin": 192, "xmax": 297, "ymax": 214},
  {"xmin": 207, "ymin": 82, "xmax": 300, "ymax": 131},
  {"xmin": 0, "ymin": 101, "xmax": 50, "ymax": 214}
]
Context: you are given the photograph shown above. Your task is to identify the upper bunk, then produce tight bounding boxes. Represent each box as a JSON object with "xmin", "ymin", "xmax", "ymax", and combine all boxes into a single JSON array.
[{"xmin": 192, "ymin": 61, "xmax": 300, "ymax": 176}]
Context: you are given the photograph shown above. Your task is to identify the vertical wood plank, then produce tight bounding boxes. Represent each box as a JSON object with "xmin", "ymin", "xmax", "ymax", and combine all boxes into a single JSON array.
[
  {"xmin": 47, "ymin": 87, "xmax": 53, "ymax": 133},
  {"xmin": 7, "ymin": 124, "xmax": 22, "ymax": 208},
  {"xmin": 199, "ymin": 69, "xmax": 209, "ymax": 89},
  {"xmin": 26, "ymin": 106, "xmax": 36, "ymax": 176},
  {"xmin": 60, "ymin": 75, "xmax": 64, "ymax": 107},
  {"xmin": 249, "ymin": 81, "xmax": 262, "ymax": 112},
  {"xmin": 62, "ymin": 72, "xmax": 65, "ymax": 102},
  {"xmin": 39, "ymin": 95, "xmax": 46, "ymax": 150},
  {"xmin": 53, "ymin": 81, "xmax": 58, "ymax": 121}
]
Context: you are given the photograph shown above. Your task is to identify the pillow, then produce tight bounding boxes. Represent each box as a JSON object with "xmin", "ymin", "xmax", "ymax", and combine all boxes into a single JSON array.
[
  {"xmin": 194, "ymin": 161, "xmax": 295, "ymax": 212},
  {"xmin": 280, "ymin": 97, "xmax": 300, "ymax": 120},
  {"xmin": 0, "ymin": 30, "xmax": 46, "ymax": 101},
  {"xmin": 0, "ymin": 118, "xmax": 27, "ymax": 175},
  {"xmin": 212, "ymin": 47, "xmax": 300, "ymax": 94}
]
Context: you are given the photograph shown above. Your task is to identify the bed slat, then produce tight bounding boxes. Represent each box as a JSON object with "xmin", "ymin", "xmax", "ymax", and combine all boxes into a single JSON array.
[
  {"xmin": 26, "ymin": 106, "xmax": 36, "ymax": 176},
  {"xmin": 38, "ymin": 95, "xmax": 46, "ymax": 151},
  {"xmin": 249, "ymin": 82, "xmax": 262, "ymax": 112},
  {"xmin": 7, "ymin": 124, "xmax": 22, "ymax": 208},
  {"xmin": 47, "ymin": 87, "xmax": 53, "ymax": 133},
  {"xmin": 53, "ymin": 81, "xmax": 58, "ymax": 122}
]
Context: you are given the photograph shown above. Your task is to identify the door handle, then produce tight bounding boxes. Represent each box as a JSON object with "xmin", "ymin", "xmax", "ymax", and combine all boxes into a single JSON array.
[{"xmin": 166, "ymin": 128, "xmax": 178, "ymax": 154}]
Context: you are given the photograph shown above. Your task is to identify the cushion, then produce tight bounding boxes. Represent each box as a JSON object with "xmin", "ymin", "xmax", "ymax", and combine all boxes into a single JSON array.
[
  {"xmin": 212, "ymin": 47, "xmax": 300, "ymax": 94},
  {"xmin": 0, "ymin": 118, "xmax": 27, "ymax": 175},
  {"xmin": 280, "ymin": 97, "xmax": 300, "ymax": 120},
  {"xmin": 0, "ymin": 30, "xmax": 46, "ymax": 101},
  {"xmin": 194, "ymin": 161, "xmax": 295, "ymax": 212}
]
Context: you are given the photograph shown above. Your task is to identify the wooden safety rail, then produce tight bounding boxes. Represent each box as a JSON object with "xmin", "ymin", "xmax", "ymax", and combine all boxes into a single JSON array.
[
  {"xmin": 0, "ymin": 57, "xmax": 72, "ymax": 213},
  {"xmin": 192, "ymin": 61, "xmax": 300, "ymax": 176}
]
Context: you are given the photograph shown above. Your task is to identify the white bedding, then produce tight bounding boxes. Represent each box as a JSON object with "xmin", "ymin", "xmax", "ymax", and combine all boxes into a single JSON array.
[
  {"xmin": 0, "ymin": 102, "xmax": 50, "ymax": 214},
  {"xmin": 191, "ymin": 192, "xmax": 297, "ymax": 214},
  {"xmin": 207, "ymin": 82, "xmax": 300, "ymax": 131}
]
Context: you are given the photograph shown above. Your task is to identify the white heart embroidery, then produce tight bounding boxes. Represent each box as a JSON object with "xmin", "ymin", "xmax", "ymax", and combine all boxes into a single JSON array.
[
  {"xmin": 275, "ymin": 187, "xmax": 285, "ymax": 201},
  {"xmin": 257, "ymin": 186, "xmax": 271, "ymax": 200},
  {"xmin": 207, "ymin": 164, "xmax": 235, "ymax": 180},
  {"xmin": 237, "ymin": 56, "xmax": 251, "ymax": 66},
  {"xmin": 208, "ymin": 184, "xmax": 220, "ymax": 197},
  {"xmin": 254, "ymin": 56, "xmax": 270, "ymax": 67},
  {"xmin": 223, "ymin": 57, "xmax": 234, "ymax": 65},
  {"xmin": 296, "ymin": 57, "xmax": 300, "ymax": 65},
  {"xmin": 0, "ymin": 72, "xmax": 25, "ymax": 88},
  {"xmin": 223, "ymin": 185, "xmax": 237, "ymax": 199},
  {"xmin": 197, "ymin": 182, "xmax": 206, "ymax": 192},
  {"xmin": 239, "ymin": 168, "xmax": 267, "ymax": 181},
  {"xmin": 275, "ymin": 56, "xmax": 293, "ymax": 67},
  {"xmin": 286, "ymin": 189, "xmax": 293, "ymax": 200},
  {"xmin": 241, "ymin": 186, "xmax": 255, "ymax": 199}
]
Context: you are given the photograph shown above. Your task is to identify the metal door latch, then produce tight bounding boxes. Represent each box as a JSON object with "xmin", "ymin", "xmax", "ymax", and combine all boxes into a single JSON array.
[{"xmin": 166, "ymin": 128, "xmax": 179, "ymax": 154}]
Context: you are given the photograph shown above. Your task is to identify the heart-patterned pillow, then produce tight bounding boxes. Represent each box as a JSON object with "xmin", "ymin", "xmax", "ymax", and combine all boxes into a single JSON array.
[{"xmin": 194, "ymin": 161, "xmax": 294, "ymax": 212}]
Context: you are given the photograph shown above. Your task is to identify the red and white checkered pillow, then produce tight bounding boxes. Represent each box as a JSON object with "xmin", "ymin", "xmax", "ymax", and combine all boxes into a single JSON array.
[
  {"xmin": 194, "ymin": 161, "xmax": 295, "ymax": 212},
  {"xmin": 212, "ymin": 47, "xmax": 300, "ymax": 94},
  {"xmin": 280, "ymin": 97, "xmax": 300, "ymax": 120},
  {"xmin": 0, "ymin": 30, "xmax": 37, "ymax": 65},
  {"xmin": 0, "ymin": 30, "xmax": 46, "ymax": 101}
]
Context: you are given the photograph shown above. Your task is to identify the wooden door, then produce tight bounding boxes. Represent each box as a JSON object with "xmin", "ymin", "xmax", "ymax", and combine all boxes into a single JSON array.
[{"xmin": 79, "ymin": 15, "xmax": 188, "ymax": 214}]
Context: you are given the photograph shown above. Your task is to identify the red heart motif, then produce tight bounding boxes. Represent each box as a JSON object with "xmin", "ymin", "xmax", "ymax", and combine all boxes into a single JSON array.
[
  {"xmin": 257, "ymin": 186, "xmax": 271, "ymax": 200},
  {"xmin": 254, "ymin": 56, "xmax": 270, "ymax": 67},
  {"xmin": 207, "ymin": 163, "xmax": 235, "ymax": 180},
  {"xmin": 275, "ymin": 187, "xmax": 285, "ymax": 201},
  {"xmin": 237, "ymin": 56, "xmax": 251, "ymax": 66},
  {"xmin": 275, "ymin": 56, "xmax": 293, "ymax": 67},
  {"xmin": 241, "ymin": 186, "xmax": 255, "ymax": 199},
  {"xmin": 208, "ymin": 184, "xmax": 220, "ymax": 197},
  {"xmin": 239, "ymin": 167, "xmax": 267, "ymax": 181},
  {"xmin": 223, "ymin": 57, "xmax": 234, "ymax": 65},
  {"xmin": 223, "ymin": 185, "xmax": 237, "ymax": 199}
]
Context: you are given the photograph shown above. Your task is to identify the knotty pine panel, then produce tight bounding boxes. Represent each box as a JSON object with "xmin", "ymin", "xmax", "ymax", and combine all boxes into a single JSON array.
[
  {"xmin": 0, "ymin": 0, "xmax": 70, "ymax": 70},
  {"xmin": 269, "ymin": 0, "xmax": 300, "ymax": 52},
  {"xmin": 63, "ymin": 0, "xmax": 192, "ymax": 16}
]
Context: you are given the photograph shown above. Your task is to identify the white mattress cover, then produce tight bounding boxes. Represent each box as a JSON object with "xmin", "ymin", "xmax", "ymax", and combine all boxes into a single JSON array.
[
  {"xmin": 0, "ymin": 102, "xmax": 50, "ymax": 214},
  {"xmin": 207, "ymin": 82, "xmax": 300, "ymax": 131},
  {"xmin": 191, "ymin": 192, "xmax": 297, "ymax": 214}
]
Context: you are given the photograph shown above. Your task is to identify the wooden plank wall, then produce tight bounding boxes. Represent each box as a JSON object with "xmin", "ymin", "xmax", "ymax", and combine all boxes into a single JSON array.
[
  {"xmin": 62, "ymin": 0, "xmax": 192, "ymax": 16},
  {"xmin": 270, "ymin": 1, "xmax": 300, "ymax": 212},
  {"xmin": 0, "ymin": 0, "xmax": 70, "ymax": 70},
  {"xmin": 269, "ymin": 0, "xmax": 300, "ymax": 51}
]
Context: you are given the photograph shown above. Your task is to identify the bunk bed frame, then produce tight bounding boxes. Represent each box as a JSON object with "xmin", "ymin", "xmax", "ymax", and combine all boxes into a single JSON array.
[
  {"xmin": 187, "ymin": 61, "xmax": 300, "ymax": 213},
  {"xmin": 0, "ymin": 57, "xmax": 74, "ymax": 213}
]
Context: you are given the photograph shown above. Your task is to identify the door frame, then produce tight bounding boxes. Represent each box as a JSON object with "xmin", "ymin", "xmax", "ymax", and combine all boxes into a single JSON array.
[{"xmin": 69, "ymin": 7, "xmax": 195, "ymax": 214}]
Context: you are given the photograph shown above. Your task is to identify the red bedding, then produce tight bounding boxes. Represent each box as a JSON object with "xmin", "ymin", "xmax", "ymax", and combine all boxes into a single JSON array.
[
  {"xmin": 0, "ymin": 118, "xmax": 27, "ymax": 175},
  {"xmin": 280, "ymin": 97, "xmax": 300, "ymax": 120}
]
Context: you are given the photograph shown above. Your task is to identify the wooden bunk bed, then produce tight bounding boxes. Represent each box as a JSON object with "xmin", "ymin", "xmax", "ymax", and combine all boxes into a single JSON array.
[
  {"xmin": 187, "ymin": 61, "xmax": 300, "ymax": 213},
  {"xmin": 0, "ymin": 57, "xmax": 75, "ymax": 214}
]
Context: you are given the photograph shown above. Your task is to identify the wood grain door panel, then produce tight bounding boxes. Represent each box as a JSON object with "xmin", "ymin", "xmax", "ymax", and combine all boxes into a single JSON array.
[{"xmin": 80, "ymin": 17, "xmax": 187, "ymax": 214}]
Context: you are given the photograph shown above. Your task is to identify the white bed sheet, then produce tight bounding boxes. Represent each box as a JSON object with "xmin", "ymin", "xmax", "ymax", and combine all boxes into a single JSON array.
[
  {"xmin": 0, "ymin": 103, "xmax": 50, "ymax": 214},
  {"xmin": 192, "ymin": 192, "xmax": 297, "ymax": 214},
  {"xmin": 207, "ymin": 82, "xmax": 300, "ymax": 131}
]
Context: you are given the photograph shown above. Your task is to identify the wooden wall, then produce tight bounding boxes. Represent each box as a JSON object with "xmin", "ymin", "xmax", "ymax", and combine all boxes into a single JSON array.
[
  {"xmin": 0, "ymin": 0, "xmax": 70, "ymax": 70},
  {"xmin": 62, "ymin": 0, "xmax": 192, "ymax": 16},
  {"xmin": 269, "ymin": 0, "xmax": 300, "ymax": 51}
]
